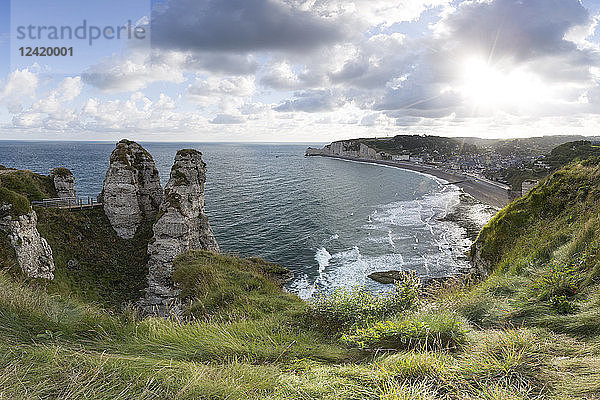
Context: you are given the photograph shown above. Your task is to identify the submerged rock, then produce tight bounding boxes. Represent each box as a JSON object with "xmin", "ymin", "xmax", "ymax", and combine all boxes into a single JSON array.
[
  {"xmin": 0, "ymin": 210, "xmax": 55, "ymax": 279},
  {"xmin": 100, "ymin": 140, "xmax": 163, "ymax": 239},
  {"xmin": 143, "ymin": 149, "xmax": 219, "ymax": 316},
  {"xmin": 50, "ymin": 168, "xmax": 76, "ymax": 198}
]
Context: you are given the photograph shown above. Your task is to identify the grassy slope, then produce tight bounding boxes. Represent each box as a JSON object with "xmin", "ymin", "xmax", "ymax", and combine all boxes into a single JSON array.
[{"xmin": 1, "ymin": 165, "xmax": 600, "ymax": 398}]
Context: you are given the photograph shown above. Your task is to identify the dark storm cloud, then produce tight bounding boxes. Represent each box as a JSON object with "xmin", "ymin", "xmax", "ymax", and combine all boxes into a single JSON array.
[{"xmin": 151, "ymin": 0, "xmax": 347, "ymax": 53}]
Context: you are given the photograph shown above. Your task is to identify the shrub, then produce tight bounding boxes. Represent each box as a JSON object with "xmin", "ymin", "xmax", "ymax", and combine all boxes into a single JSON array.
[
  {"xmin": 341, "ymin": 310, "xmax": 467, "ymax": 351},
  {"xmin": 531, "ymin": 262, "xmax": 582, "ymax": 314},
  {"xmin": 307, "ymin": 271, "xmax": 421, "ymax": 329}
]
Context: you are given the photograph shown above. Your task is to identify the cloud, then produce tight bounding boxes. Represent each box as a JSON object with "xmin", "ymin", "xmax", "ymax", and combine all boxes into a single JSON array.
[
  {"xmin": 210, "ymin": 114, "xmax": 246, "ymax": 124},
  {"xmin": 0, "ymin": 69, "xmax": 39, "ymax": 113},
  {"xmin": 369, "ymin": 0, "xmax": 600, "ymax": 118},
  {"xmin": 187, "ymin": 76, "xmax": 255, "ymax": 114},
  {"xmin": 274, "ymin": 89, "xmax": 346, "ymax": 112},
  {"xmin": 82, "ymin": 51, "xmax": 187, "ymax": 93},
  {"xmin": 151, "ymin": 0, "xmax": 347, "ymax": 53}
]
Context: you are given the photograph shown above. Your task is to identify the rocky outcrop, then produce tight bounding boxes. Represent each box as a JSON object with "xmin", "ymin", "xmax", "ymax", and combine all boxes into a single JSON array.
[
  {"xmin": 143, "ymin": 149, "xmax": 219, "ymax": 316},
  {"xmin": 0, "ymin": 210, "xmax": 54, "ymax": 279},
  {"xmin": 100, "ymin": 140, "xmax": 163, "ymax": 239},
  {"xmin": 50, "ymin": 168, "xmax": 76, "ymax": 198},
  {"xmin": 469, "ymin": 240, "xmax": 494, "ymax": 277}
]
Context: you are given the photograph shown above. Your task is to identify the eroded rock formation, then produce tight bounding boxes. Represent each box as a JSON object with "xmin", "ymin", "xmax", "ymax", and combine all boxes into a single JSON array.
[
  {"xmin": 0, "ymin": 210, "xmax": 55, "ymax": 279},
  {"xmin": 100, "ymin": 140, "xmax": 163, "ymax": 239},
  {"xmin": 143, "ymin": 149, "xmax": 219, "ymax": 315},
  {"xmin": 50, "ymin": 168, "xmax": 76, "ymax": 198}
]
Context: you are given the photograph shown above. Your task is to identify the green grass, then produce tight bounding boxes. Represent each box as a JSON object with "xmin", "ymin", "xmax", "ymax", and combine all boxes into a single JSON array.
[
  {"xmin": 0, "ymin": 170, "xmax": 56, "ymax": 201},
  {"xmin": 34, "ymin": 207, "xmax": 152, "ymax": 307},
  {"xmin": 2, "ymin": 162, "xmax": 600, "ymax": 398},
  {"xmin": 0, "ymin": 187, "xmax": 31, "ymax": 217},
  {"xmin": 173, "ymin": 251, "xmax": 299, "ymax": 321}
]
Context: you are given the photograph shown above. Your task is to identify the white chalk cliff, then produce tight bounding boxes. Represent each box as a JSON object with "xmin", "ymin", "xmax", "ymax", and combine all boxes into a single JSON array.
[
  {"xmin": 143, "ymin": 149, "xmax": 219, "ymax": 315},
  {"xmin": 50, "ymin": 168, "xmax": 76, "ymax": 199},
  {"xmin": 0, "ymin": 209, "xmax": 54, "ymax": 280},
  {"xmin": 100, "ymin": 140, "xmax": 163, "ymax": 239}
]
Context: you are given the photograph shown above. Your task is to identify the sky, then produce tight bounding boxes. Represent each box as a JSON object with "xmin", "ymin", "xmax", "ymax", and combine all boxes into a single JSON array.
[{"xmin": 1, "ymin": 0, "xmax": 600, "ymax": 142}]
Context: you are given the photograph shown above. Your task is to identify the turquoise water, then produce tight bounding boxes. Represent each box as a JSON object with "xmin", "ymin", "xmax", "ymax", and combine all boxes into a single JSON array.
[{"xmin": 0, "ymin": 141, "xmax": 474, "ymax": 298}]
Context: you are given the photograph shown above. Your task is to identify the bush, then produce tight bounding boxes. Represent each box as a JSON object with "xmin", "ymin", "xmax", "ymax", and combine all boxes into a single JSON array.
[
  {"xmin": 531, "ymin": 262, "xmax": 582, "ymax": 314},
  {"xmin": 307, "ymin": 271, "xmax": 421, "ymax": 329},
  {"xmin": 341, "ymin": 310, "xmax": 467, "ymax": 351}
]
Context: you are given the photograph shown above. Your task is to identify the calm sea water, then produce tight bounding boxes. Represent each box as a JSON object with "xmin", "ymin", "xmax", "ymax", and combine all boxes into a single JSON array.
[{"xmin": 0, "ymin": 141, "xmax": 475, "ymax": 298}]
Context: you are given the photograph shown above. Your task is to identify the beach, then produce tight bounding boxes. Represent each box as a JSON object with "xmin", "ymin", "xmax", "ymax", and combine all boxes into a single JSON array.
[{"xmin": 310, "ymin": 154, "xmax": 512, "ymax": 208}]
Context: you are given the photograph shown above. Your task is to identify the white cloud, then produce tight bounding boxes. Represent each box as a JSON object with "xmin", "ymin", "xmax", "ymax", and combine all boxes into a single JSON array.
[
  {"xmin": 0, "ymin": 69, "xmax": 39, "ymax": 113},
  {"xmin": 82, "ymin": 50, "xmax": 187, "ymax": 93}
]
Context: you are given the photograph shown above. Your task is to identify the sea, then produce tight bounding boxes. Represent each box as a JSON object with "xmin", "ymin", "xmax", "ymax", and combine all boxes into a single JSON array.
[{"xmin": 0, "ymin": 141, "xmax": 496, "ymax": 298}]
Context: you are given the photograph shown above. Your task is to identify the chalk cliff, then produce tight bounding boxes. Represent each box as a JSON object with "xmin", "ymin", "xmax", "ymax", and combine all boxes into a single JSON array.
[
  {"xmin": 143, "ymin": 149, "xmax": 219, "ymax": 315},
  {"xmin": 0, "ymin": 210, "xmax": 54, "ymax": 280},
  {"xmin": 306, "ymin": 140, "xmax": 382, "ymax": 159},
  {"xmin": 50, "ymin": 168, "xmax": 76, "ymax": 198},
  {"xmin": 100, "ymin": 140, "xmax": 163, "ymax": 239}
]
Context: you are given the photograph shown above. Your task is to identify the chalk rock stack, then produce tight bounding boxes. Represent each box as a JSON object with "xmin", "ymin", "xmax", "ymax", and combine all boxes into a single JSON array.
[
  {"xmin": 0, "ymin": 210, "xmax": 54, "ymax": 279},
  {"xmin": 143, "ymin": 149, "xmax": 219, "ymax": 315},
  {"xmin": 100, "ymin": 140, "xmax": 163, "ymax": 239},
  {"xmin": 50, "ymin": 168, "xmax": 76, "ymax": 198}
]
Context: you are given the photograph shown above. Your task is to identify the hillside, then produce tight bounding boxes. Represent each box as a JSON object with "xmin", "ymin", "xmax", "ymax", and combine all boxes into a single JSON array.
[
  {"xmin": 1, "ymin": 164, "xmax": 600, "ymax": 398},
  {"xmin": 358, "ymin": 135, "xmax": 480, "ymax": 157},
  {"xmin": 495, "ymin": 140, "xmax": 600, "ymax": 191}
]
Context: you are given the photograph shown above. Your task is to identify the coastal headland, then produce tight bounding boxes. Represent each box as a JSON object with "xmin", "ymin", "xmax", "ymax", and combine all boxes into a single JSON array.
[{"xmin": 307, "ymin": 152, "xmax": 511, "ymax": 208}]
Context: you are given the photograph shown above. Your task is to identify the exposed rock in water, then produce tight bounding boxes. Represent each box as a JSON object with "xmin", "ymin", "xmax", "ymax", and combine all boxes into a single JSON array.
[
  {"xmin": 49, "ymin": 167, "xmax": 76, "ymax": 199},
  {"xmin": 367, "ymin": 270, "xmax": 406, "ymax": 285},
  {"xmin": 100, "ymin": 140, "xmax": 163, "ymax": 239},
  {"xmin": 0, "ymin": 210, "xmax": 55, "ymax": 279},
  {"xmin": 367, "ymin": 270, "xmax": 458, "ymax": 287},
  {"xmin": 143, "ymin": 149, "xmax": 219, "ymax": 316}
]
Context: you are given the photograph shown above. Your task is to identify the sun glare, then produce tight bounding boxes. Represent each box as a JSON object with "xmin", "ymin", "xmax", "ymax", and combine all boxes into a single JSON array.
[{"xmin": 458, "ymin": 57, "xmax": 546, "ymax": 110}]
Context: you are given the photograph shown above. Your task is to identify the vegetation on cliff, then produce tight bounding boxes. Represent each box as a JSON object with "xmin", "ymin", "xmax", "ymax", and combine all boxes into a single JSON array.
[{"xmin": 1, "ymin": 161, "xmax": 600, "ymax": 398}]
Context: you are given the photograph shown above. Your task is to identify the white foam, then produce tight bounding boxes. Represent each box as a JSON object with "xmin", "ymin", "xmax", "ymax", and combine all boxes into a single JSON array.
[{"xmin": 315, "ymin": 247, "xmax": 332, "ymax": 271}]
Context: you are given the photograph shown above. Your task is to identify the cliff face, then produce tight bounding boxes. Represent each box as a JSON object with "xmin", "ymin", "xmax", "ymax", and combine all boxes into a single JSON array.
[
  {"xmin": 0, "ymin": 210, "xmax": 54, "ymax": 279},
  {"xmin": 50, "ymin": 168, "xmax": 76, "ymax": 198},
  {"xmin": 306, "ymin": 141, "xmax": 381, "ymax": 159},
  {"xmin": 100, "ymin": 140, "xmax": 163, "ymax": 239},
  {"xmin": 143, "ymin": 149, "xmax": 219, "ymax": 315}
]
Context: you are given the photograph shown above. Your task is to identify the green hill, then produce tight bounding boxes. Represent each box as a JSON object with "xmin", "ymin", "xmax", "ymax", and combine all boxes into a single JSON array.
[{"xmin": 1, "ymin": 165, "xmax": 600, "ymax": 399}]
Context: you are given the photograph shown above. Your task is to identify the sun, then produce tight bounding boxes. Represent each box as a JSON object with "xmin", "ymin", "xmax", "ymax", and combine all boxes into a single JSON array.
[{"xmin": 457, "ymin": 57, "xmax": 546, "ymax": 110}]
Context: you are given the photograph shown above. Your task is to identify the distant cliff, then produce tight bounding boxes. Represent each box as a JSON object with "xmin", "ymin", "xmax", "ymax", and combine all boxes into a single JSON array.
[{"xmin": 306, "ymin": 140, "xmax": 391, "ymax": 161}]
